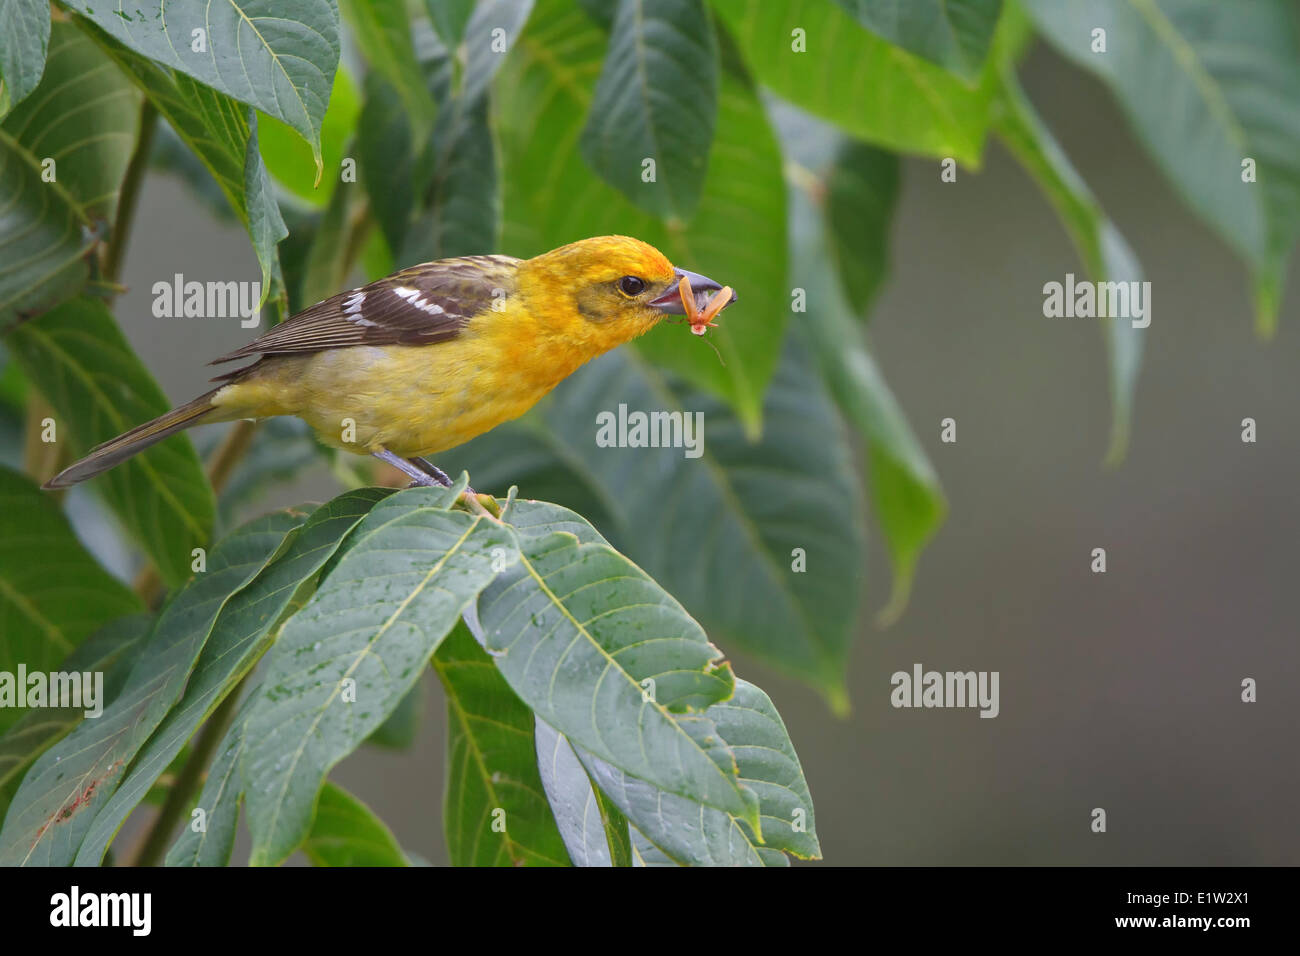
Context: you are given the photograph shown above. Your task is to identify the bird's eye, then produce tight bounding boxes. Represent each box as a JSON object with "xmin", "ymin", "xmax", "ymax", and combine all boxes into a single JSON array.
[{"xmin": 618, "ymin": 275, "xmax": 646, "ymax": 296}]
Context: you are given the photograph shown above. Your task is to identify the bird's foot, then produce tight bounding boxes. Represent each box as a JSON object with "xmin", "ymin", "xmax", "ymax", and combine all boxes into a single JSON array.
[
  {"xmin": 373, "ymin": 448, "xmax": 452, "ymax": 488},
  {"xmin": 413, "ymin": 458, "xmax": 498, "ymax": 516},
  {"xmin": 372, "ymin": 449, "xmax": 498, "ymax": 519},
  {"xmin": 411, "ymin": 457, "xmax": 457, "ymax": 490}
]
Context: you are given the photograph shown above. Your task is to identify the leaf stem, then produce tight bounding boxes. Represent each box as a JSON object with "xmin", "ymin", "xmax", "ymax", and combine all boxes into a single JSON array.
[{"xmin": 103, "ymin": 99, "xmax": 158, "ymax": 284}]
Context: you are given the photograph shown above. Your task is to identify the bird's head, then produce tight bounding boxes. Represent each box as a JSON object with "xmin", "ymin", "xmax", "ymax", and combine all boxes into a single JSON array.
[{"xmin": 520, "ymin": 235, "xmax": 734, "ymax": 342}]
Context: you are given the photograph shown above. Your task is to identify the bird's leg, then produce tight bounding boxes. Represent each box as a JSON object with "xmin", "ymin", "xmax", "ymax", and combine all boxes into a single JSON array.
[
  {"xmin": 372, "ymin": 448, "xmax": 445, "ymax": 487},
  {"xmin": 412, "ymin": 457, "xmax": 487, "ymax": 503},
  {"xmin": 412, "ymin": 458, "xmax": 499, "ymax": 517},
  {"xmin": 372, "ymin": 449, "xmax": 496, "ymax": 519}
]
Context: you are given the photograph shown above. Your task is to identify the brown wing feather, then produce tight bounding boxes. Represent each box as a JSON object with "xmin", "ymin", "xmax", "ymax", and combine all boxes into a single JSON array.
[{"xmin": 210, "ymin": 255, "xmax": 521, "ymax": 367}]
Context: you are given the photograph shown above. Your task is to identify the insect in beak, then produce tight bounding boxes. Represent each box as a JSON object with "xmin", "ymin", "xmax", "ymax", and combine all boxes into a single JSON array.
[
  {"xmin": 649, "ymin": 268, "xmax": 736, "ymax": 335},
  {"xmin": 677, "ymin": 276, "xmax": 734, "ymax": 335}
]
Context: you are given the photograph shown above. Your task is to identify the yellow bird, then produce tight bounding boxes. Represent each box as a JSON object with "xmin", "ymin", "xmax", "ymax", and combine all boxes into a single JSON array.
[{"xmin": 44, "ymin": 235, "xmax": 735, "ymax": 490}]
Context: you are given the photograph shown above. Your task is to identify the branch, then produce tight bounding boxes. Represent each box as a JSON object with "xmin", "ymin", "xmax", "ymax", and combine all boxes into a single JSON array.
[{"xmin": 206, "ymin": 420, "xmax": 260, "ymax": 497}]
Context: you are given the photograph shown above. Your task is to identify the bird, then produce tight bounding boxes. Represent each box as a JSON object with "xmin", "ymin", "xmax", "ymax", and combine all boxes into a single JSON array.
[{"xmin": 42, "ymin": 235, "xmax": 735, "ymax": 491}]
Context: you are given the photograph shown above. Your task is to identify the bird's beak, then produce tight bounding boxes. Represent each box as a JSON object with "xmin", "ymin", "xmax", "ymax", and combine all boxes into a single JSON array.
[{"xmin": 649, "ymin": 268, "xmax": 737, "ymax": 314}]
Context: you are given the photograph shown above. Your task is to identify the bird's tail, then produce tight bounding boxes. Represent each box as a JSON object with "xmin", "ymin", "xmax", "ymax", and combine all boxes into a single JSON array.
[{"xmin": 43, "ymin": 389, "xmax": 222, "ymax": 489}]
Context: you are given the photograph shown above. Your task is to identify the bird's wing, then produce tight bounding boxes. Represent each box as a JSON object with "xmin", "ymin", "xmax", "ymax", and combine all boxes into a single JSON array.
[{"xmin": 210, "ymin": 255, "xmax": 522, "ymax": 365}]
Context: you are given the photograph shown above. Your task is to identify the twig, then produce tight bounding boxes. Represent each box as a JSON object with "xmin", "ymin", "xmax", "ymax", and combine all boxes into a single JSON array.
[
  {"xmin": 206, "ymin": 420, "xmax": 259, "ymax": 497},
  {"xmin": 130, "ymin": 565, "xmax": 162, "ymax": 605}
]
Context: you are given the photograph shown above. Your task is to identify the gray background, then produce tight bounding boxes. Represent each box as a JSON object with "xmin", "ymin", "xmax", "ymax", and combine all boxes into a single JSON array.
[{"xmin": 109, "ymin": 40, "xmax": 1298, "ymax": 865}]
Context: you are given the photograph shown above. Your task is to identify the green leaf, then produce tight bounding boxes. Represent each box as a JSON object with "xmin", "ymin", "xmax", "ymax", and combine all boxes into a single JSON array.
[
  {"xmin": 575, "ymin": 0, "xmax": 615, "ymax": 29},
  {"xmin": 546, "ymin": 671, "xmax": 811, "ymax": 868},
  {"xmin": 629, "ymin": 824, "xmax": 680, "ymax": 865},
  {"xmin": 824, "ymin": 141, "xmax": 900, "ymax": 316},
  {"xmin": 433, "ymin": 622, "xmax": 568, "ymax": 866},
  {"xmin": 568, "ymin": 679, "xmax": 818, "ymax": 866},
  {"xmin": 1021, "ymin": 0, "xmax": 1300, "ymax": 336},
  {"xmin": 711, "ymin": 0, "xmax": 1027, "ymax": 165},
  {"xmin": 475, "ymin": 500, "xmax": 759, "ymax": 826},
  {"xmin": 400, "ymin": 96, "xmax": 498, "ymax": 263},
  {"xmin": 425, "ymin": 0, "xmax": 476, "ymax": 47},
  {"xmin": 357, "ymin": 72, "xmax": 417, "ymax": 257},
  {"xmin": 573, "ymin": 745, "xmax": 763, "ymax": 865},
  {"xmin": 0, "ymin": 509, "xmax": 304, "ymax": 866},
  {"xmin": 706, "ymin": 679, "xmax": 820, "ymax": 859},
  {"xmin": 0, "ymin": 132, "xmax": 90, "ymax": 324},
  {"xmin": 7, "ymin": 297, "xmax": 215, "ymax": 587},
  {"xmin": 164, "ymin": 689, "xmax": 255, "ymax": 867},
  {"xmin": 534, "ymin": 719, "xmax": 614, "ymax": 866},
  {"xmin": 258, "ymin": 66, "xmax": 360, "ymax": 206},
  {"xmin": 300, "ymin": 161, "xmax": 365, "ymax": 308},
  {"xmin": 2, "ymin": 22, "xmax": 142, "ymax": 224},
  {"xmin": 0, "ymin": 19, "xmax": 143, "ymax": 322},
  {"xmin": 340, "ymin": 0, "xmax": 435, "ymax": 139},
  {"xmin": 414, "ymin": 14, "xmax": 454, "ymax": 103},
  {"xmin": 991, "ymin": 67, "xmax": 1146, "ymax": 465},
  {"xmin": 499, "ymin": 0, "xmax": 787, "ymax": 430},
  {"xmin": 0, "ymin": 0, "xmax": 50, "ymax": 114},
  {"xmin": 302, "ymin": 782, "xmax": 409, "ymax": 866},
  {"xmin": 86, "ymin": 28, "xmax": 288, "ymax": 296},
  {"xmin": 579, "ymin": 0, "xmax": 718, "ymax": 218},
  {"xmin": 460, "ymin": 339, "xmax": 866, "ymax": 702},
  {"xmin": 458, "ymin": 0, "xmax": 535, "ymax": 105},
  {"xmin": 243, "ymin": 483, "xmax": 519, "ymax": 866},
  {"xmin": 771, "ymin": 93, "xmax": 900, "ymax": 314},
  {"xmin": 63, "ymin": 0, "xmax": 340, "ymax": 176},
  {"xmin": 784, "ymin": 164, "xmax": 944, "ymax": 625},
  {"xmin": 399, "ymin": 0, "xmax": 533, "ymax": 265},
  {"xmin": 590, "ymin": 782, "xmax": 633, "ymax": 867},
  {"xmin": 0, "ymin": 613, "xmax": 150, "ymax": 819},
  {"xmin": 74, "ymin": 490, "xmax": 391, "ymax": 865},
  {"xmin": 830, "ymin": 0, "xmax": 1002, "ymax": 81},
  {"xmin": 0, "ymin": 342, "xmax": 25, "ymax": 411},
  {"xmin": 0, "ymin": 466, "xmax": 142, "ymax": 735}
]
